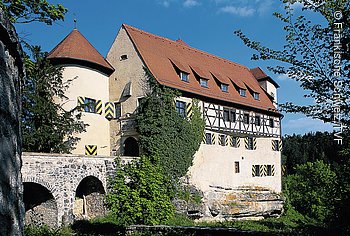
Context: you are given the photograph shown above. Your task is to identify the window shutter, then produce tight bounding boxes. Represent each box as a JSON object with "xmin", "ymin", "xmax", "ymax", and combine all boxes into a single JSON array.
[
  {"xmin": 186, "ymin": 102, "xmax": 193, "ymax": 119},
  {"xmin": 95, "ymin": 100, "xmax": 103, "ymax": 115},
  {"xmin": 85, "ymin": 145, "xmax": 97, "ymax": 156},
  {"xmin": 77, "ymin": 96, "xmax": 85, "ymax": 111},
  {"xmin": 211, "ymin": 133, "xmax": 216, "ymax": 145},
  {"xmin": 105, "ymin": 102, "xmax": 115, "ymax": 119}
]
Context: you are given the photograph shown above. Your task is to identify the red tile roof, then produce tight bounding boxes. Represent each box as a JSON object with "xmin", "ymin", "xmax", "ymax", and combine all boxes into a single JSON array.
[
  {"xmin": 47, "ymin": 29, "xmax": 114, "ymax": 74},
  {"xmin": 123, "ymin": 24, "xmax": 279, "ymax": 114}
]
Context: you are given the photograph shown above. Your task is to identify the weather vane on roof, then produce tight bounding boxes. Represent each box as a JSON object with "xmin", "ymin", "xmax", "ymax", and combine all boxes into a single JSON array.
[{"xmin": 73, "ymin": 13, "xmax": 77, "ymax": 29}]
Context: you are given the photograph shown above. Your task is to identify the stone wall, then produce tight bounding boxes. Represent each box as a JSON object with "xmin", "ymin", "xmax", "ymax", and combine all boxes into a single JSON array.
[
  {"xmin": 21, "ymin": 153, "xmax": 124, "ymax": 226},
  {"xmin": 0, "ymin": 8, "xmax": 24, "ymax": 236}
]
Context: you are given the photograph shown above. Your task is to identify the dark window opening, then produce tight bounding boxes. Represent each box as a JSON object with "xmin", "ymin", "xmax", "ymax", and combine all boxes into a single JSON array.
[
  {"xmin": 243, "ymin": 114, "xmax": 250, "ymax": 124},
  {"xmin": 247, "ymin": 137, "xmax": 254, "ymax": 150},
  {"xmin": 253, "ymin": 165, "xmax": 260, "ymax": 177},
  {"xmin": 120, "ymin": 54, "xmax": 128, "ymax": 60},
  {"xmin": 205, "ymin": 133, "xmax": 212, "ymax": 145},
  {"xmin": 123, "ymin": 137, "xmax": 139, "ymax": 157},
  {"xmin": 115, "ymin": 102, "xmax": 121, "ymax": 119},
  {"xmin": 269, "ymin": 118, "xmax": 274, "ymax": 128},
  {"xmin": 266, "ymin": 165, "xmax": 273, "ymax": 176},
  {"xmin": 220, "ymin": 134, "xmax": 226, "ymax": 146},
  {"xmin": 253, "ymin": 92, "xmax": 260, "ymax": 100},
  {"xmin": 235, "ymin": 162, "xmax": 240, "ymax": 173},
  {"xmin": 255, "ymin": 116, "xmax": 261, "ymax": 126}
]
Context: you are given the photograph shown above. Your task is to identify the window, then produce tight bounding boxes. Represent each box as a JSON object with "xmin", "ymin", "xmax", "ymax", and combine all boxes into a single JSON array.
[
  {"xmin": 120, "ymin": 54, "xmax": 128, "ymax": 60},
  {"xmin": 200, "ymin": 78, "xmax": 208, "ymax": 88},
  {"xmin": 137, "ymin": 97, "xmax": 146, "ymax": 107},
  {"xmin": 255, "ymin": 116, "xmax": 261, "ymax": 126},
  {"xmin": 223, "ymin": 109, "xmax": 236, "ymax": 122},
  {"xmin": 231, "ymin": 136, "xmax": 239, "ymax": 148},
  {"xmin": 176, "ymin": 100, "xmax": 186, "ymax": 118},
  {"xmin": 269, "ymin": 118, "xmax": 274, "ymax": 128},
  {"xmin": 223, "ymin": 109, "xmax": 230, "ymax": 122},
  {"xmin": 205, "ymin": 133, "xmax": 212, "ymax": 145},
  {"xmin": 115, "ymin": 102, "xmax": 121, "ymax": 119},
  {"xmin": 253, "ymin": 165, "xmax": 261, "ymax": 177},
  {"xmin": 219, "ymin": 134, "xmax": 226, "ymax": 146},
  {"xmin": 180, "ymin": 72, "xmax": 189, "ymax": 82},
  {"xmin": 239, "ymin": 89, "xmax": 246, "ymax": 97},
  {"xmin": 246, "ymin": 137, "xmax": 254, "ymax": 150},
  {"xmin": 84, "ymin": 98, "xmax": 96, "ymax": 113},
  {"xmin": 270, "ymin": 92, "xmax": 275, "ymax": 99},
  {"xmin": 221, "ymin": 84, "xmax": 228, "ymax": 92},
  {"xmin": 253, "ymin": 92, "xmax": 260, "ymax": 100},
  {"xmin": 243, "ymin": 114, "xmax": 250, "ymax": 124},
  {"xmin": 234, "ymin": 162, "xmax": 240, "ymax": 173}
]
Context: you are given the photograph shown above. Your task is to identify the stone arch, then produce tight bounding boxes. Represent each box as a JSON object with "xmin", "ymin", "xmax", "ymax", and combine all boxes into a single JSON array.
[
  {"xmin": 73, "ymin": 176, "xmax": 106, "ymax": 220},
  {"xmin": 23, "ymin": 182, "xmax": 58, "ymax": 228},
  {"xmin": 123, "ymin": 136, "xmax": 139, "ymax": 156}
]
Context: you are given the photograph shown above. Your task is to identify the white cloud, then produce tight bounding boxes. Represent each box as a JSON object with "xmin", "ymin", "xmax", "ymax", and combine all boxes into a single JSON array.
[
  {"xmin": 158, "ymin": 0, "xmax": 172, "ymax": 7},
  {"xmin": 183, "ymin": 0, "xmax": 200, "ymax": 7},
  {"xmin": 283, "ymin": 117, "xmax": 333, "ymax": 135},
  {"xmin": 219, "ymin": 6, "xmax": 255, "ymax": 17}
]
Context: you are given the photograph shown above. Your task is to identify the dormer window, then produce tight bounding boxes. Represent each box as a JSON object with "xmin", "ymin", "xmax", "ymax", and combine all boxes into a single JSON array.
[
  {"xmin": 221, "ymin": 84, "xmax": 228, "ymax": 92},
  {"xmin": 180, "ymin": 71, "xmax": 189, "ymax": 82},
  {"xmin": 239, "ymin": 89, "xmax": 246, "ymax": 97},
  {"xmin": 200, "ymin": 78, "xmax": 208, "ymax": 88},
  {"xmin": 253, "ymin": 92, "xmax": 260, "ymax": 100}
]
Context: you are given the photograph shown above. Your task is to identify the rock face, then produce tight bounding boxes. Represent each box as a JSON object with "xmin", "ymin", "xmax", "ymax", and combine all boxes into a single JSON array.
[
  {"xmin": 0, "ymin": 8, "xmax": 25, "ymax": 236},
  {"xmin": 201, "ymin": 186, "xmax": 283, "ymax": 221},
  {"xmin": 175, "ymin": 185, "xmax": 283, "ymax": 221}
]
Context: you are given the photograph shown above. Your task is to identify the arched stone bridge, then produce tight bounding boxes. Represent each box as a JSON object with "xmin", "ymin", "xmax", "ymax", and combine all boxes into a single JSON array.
[{"xmin": 21, "ymin": 153, "xmax": 132, "ymax": 227}]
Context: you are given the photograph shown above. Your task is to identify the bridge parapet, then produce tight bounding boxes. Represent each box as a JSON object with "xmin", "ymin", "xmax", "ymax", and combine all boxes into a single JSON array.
[{"xmin": 21, "ymin": 152, "xmax": 137, "ymax": 226}]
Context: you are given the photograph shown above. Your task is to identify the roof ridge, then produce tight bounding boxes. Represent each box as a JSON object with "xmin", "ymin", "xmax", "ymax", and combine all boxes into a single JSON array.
[{"xmin": 123, "ymin": 24, "xmax": 247, "ymax": 70}]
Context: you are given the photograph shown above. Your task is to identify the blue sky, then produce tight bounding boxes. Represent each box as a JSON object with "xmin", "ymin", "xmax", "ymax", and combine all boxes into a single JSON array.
[{"xmin": 15, "ymin": 0, "xmax": 333, "ymax": 136}]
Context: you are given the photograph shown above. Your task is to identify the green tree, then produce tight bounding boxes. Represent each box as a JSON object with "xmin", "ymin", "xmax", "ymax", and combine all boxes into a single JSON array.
[
  {"xmin": 106, "ymin": 157, "xmax": 174, "ymax": 226},
  {"xmin": 0, "ymin": 0, "xmax": 67, "ymax": 25},
  {"xmin": 136, "ymin": 68, "xmax": 205, "ymax": 181},
  {"xmin": 284, "ymin": 160, "xmax": 337, "ymax": 223},
  {"xmin": 21, "ymin": 46, "xmax": 86, "ymax": 153},
  {"xmin": 235, "ymin": 0, "xmax": 350, "ymax": 125}
]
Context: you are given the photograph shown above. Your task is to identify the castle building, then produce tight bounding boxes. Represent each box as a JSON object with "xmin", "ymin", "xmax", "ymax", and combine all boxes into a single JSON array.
[{"xmin": 48, "ymin": 24, "xmax": 282, "ymax": 195}]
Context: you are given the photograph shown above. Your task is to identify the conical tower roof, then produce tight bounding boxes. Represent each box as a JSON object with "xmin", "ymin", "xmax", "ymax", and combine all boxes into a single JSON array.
[{"xmin": 47, "ymin": 29, "xmax": 114, "ymax": 75}]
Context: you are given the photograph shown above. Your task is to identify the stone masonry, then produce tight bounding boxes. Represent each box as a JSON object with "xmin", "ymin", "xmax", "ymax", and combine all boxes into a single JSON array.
[
  {"xmin": 21, "ymin": 153, "xmax": 130, "ymax": 226},
  {"xmin": 0, "ymin": 8, "xmax": 25, "ymax": 236}
]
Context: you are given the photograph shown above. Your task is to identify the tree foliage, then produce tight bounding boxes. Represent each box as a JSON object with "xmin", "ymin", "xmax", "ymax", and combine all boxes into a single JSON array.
[
  {"xmin": 106, "ymin": 157, "xmax": 174, "ymax": 226},
  {"xmin": 284, "ymin": 160, "xmax": 337, "ymax": 223},
  {"xmin": 235, "ymin": 0, "xmax": 350, "ymax": 125},
  {"xmin": 21, "ymin": 46, "xmax": 85, "ymax": 153},
  {"xmin": 136, "ymin": 68, "xmax": 205, "ymax": 180},
  {"xmin": 0, "ymin": 0, "xmax": 67, "ymax": 24}
]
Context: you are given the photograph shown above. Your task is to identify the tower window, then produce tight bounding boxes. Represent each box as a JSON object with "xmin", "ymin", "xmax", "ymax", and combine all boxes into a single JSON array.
[
  {"xmin": 84, "ymin": 98, "xmax": 96, "ymax": 113},
  {"xmin": 120, "ymin": 54, "xmax": 128, "ymax": 60},
  {"xmin": 269, "ymin": 118, "xmax": 274, "ymax": 128}
]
